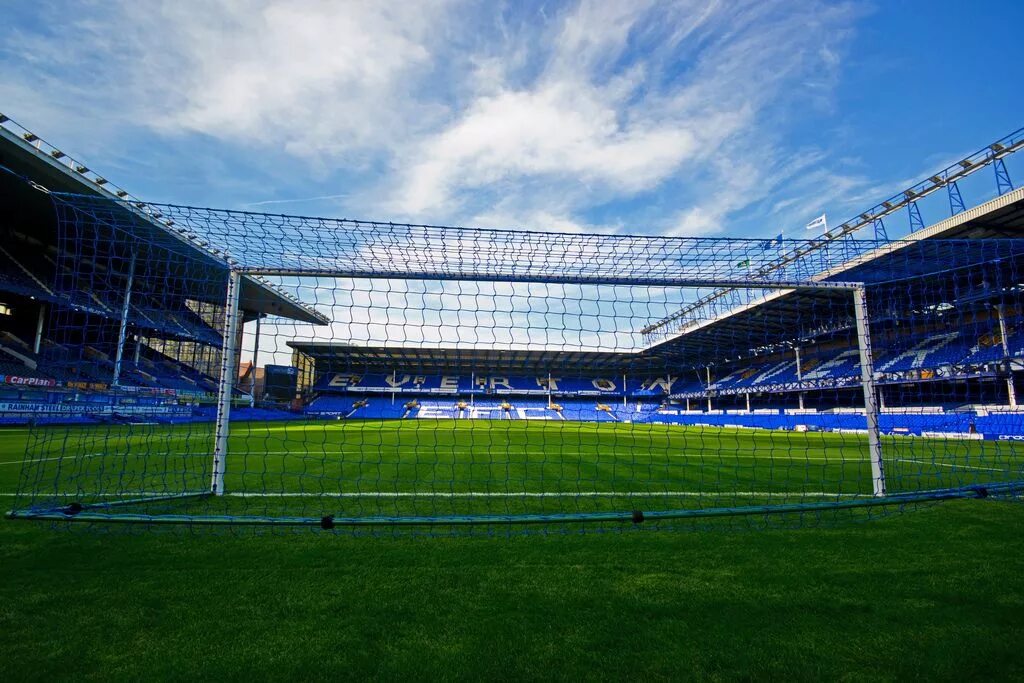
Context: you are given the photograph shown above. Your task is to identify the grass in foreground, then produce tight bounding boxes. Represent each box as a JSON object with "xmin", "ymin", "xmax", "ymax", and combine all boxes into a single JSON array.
[
  {"xmin": 2, "ymin": 501, "xmax": 1023, "ymax": 680},
  {"xmin": 2, "ymin": 424, "xmax": 1024, "ymax": 679}
]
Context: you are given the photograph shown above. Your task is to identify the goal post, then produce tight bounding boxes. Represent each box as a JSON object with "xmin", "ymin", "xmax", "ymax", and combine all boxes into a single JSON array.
[
  {"xmin": 219, "ymin": 268, "xmax": 889, "ymax": 509},
  {"xmin": 210, "ymin": 270, "xmax": 242, "ymax": 496},
  {"xmin": 852, "ymin": 284, "xmax": 886, "ymax": 497}
]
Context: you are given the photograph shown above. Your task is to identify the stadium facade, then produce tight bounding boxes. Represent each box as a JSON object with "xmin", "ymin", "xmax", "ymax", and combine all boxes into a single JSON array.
[
  {"xmin": 6, "ymin": 114, "xmax": 1024, "ymax": 530},
  {"xmin": 288, "ymin": 183, "xmax": 1024, "ymax": 440},
  {"xmin": 2, "ymin": 116, "xmax": 1024, "ymax": 443}
]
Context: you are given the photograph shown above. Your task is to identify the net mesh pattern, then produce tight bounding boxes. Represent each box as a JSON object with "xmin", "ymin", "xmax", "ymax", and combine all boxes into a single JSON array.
[{"xmin": 6, "ymin": 193, "xmax": 1024, "ymax": 533}]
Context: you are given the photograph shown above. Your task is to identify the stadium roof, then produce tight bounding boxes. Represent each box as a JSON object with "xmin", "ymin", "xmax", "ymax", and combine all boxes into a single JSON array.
[
  {"xmin": 883, "ymin": 185, "xmax": 1024, "ymax": 240},
  {"xmin": 289, "ymin": 190, "xmax": 1024, "ymax": 373},
  {"xmin": 0, "ymin": 120, "xmax": 326, "ymax": 325},
  {"xmin": 286, "ymin": 342, "xmax": 648, "ymax": 374},
  {"xmin": 641, "ymin": 127, "xmax": 1024, "ymax": 339},
  {"xmin": 8, "ymin": 114, "xmax": 1020, "ymax": 368},
  {"xmin": 641, "ymin": 188, "xmax": 1024, "ymax": 364}
]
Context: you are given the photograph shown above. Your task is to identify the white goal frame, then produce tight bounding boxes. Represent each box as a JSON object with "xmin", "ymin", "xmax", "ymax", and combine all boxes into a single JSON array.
[{"xmin": 208, "ymin": 273, "xmax": 887, "ymax": 499}]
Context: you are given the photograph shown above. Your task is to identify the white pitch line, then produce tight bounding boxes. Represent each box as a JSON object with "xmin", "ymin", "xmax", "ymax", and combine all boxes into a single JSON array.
[
  {"xmin": 0, "ymin": 492, "xmax": 129, "ymax": 497},
  {"xmin": 2, "ymin": 452, "xmax": 1015, "ymax": 471},
  {"xmin": 0, "ymin": 453, "xmax": 104, "ymax": 467},
  {"xmin": 246, "ymin": 450, "xmax": 869, "ymax": 463},
  {"xmin": 894, "ymin": 457, "xmax": 1010, "ymax": 473}
]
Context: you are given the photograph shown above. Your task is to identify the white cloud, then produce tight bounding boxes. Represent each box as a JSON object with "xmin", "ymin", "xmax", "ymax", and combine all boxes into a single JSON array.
[
  {"xmin": 0, "ymin": 0, "xmax": 866, "ymax": 236},
  {"xmin": 469, "ymin": 207, "xmax": 598, "ymax": 234},
  {"xmin": 1, "ymin": 0, "xmax": 458, "ymax": 163},
  {"xmin": 667, "ymin": 147, "xmax": 830, "ymax": 236},
  {"xmin": 155, "ymin": 1, "xmax": 452, "ymax": 157},
  {"xmin": 382, "ymin": 0, "xmax": 863, "ymax": 228},
  {"xmin": 396, "ymin": 84, "xmax": 701, "ymax": 214}
]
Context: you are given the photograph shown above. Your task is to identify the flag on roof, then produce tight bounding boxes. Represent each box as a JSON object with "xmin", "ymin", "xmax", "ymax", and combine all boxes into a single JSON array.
[
  {"xmin": 761, "ymin": 232, "xmax": 784, "ymax": 250},
  {"xmin": 806, "ymin": 214, "xmax": 827, "ymax": 231}
]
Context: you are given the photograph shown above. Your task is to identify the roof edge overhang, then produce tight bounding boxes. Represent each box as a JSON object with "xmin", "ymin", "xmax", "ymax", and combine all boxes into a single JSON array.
[
  {"xmin": 643, "ymin": 189, "xmax": 1024, "ymax": 354},
  {"xmin": 0, "ymin": 124, "xmax": 326, "ymax": 326}
]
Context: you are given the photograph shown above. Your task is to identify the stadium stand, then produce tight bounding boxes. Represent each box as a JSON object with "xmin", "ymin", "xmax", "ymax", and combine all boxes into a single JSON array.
[
  {"xmin": 5, "ymin": 114, "xmax": 1024, "ymax": 533},
  {"xmin": 4, "ymin": 114, "xmax": 1024, "ymax": 446},
  {"xmin": 0, "ymin": 121, "xmax": 325, "ymax": 425},
  {"xmin": 288, "ymin": 259, "xmax": 1024, "ymax": 437}
]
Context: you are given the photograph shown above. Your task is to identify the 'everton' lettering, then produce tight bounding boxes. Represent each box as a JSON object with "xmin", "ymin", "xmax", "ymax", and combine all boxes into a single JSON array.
[
  {"xmin": 328, "ymin": 374, "xmax": 361, "ymax": 388},
  {"xmin": 641, "ymin": 376, "xmax": 676, "ymax": 393}
]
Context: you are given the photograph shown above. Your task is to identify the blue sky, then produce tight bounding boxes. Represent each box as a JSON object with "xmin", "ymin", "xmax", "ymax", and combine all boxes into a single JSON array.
[{"xmin": 2, "ymin": 0, "xmax": 1022, "ymax": 240}]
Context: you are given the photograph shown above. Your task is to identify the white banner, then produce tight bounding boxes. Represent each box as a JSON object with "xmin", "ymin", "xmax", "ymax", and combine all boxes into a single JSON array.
[
  {"xmin": 805, "ymin": 213, "xmax": 827, "ymax": 231},
  {"xmin": 0, "ymin": 401, "xmax": 189, "ymax": 416}
]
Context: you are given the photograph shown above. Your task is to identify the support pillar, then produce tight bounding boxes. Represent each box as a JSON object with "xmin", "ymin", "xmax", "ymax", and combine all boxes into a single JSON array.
[
  {"xmin": 908, "ymin": 201, "xmax": 924, "ymax": 232},
  {"xmin": 995, "ymin": 158, "xmax": 1014, "ymax": 196},
  {"xmin": 112, "ymin": 251, "xmax": 136, "ymax": 386},
  {"xmin": 252, "ymin": 314, "xmax": 261, "ymax": 398},
  {"xmin": 998, "ymin": 304, "xmax": 1017, "ymax": 409},
  {"xmin": 795, "ymin": 345, "xmax": 805, "ymax": 410},
  {"xmin": 948, "ymin": 180, "xmax": 966, "ymax": 215},
  {"xmin": 872, "ymin": 218, "xmax": 889, "ymax": 241},
  {"xmin": 706, "ymin": 366, "xmax": 712, "ymax": 412},
  {"xmin": 33, "ymin": 304, "xmax": 45, "ymax": 355}
]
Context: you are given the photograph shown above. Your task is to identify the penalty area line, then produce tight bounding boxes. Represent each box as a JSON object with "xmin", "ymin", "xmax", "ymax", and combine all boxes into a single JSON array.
[
  {"xmin": 224, "ymin": 490, "xmax": 861, "ymax": 498},
  {"xmin": 0, "ymin": 453, "xmax": 105, "ymax": 467},
  {"xmin": 247, "ymin": 450, "xmax": 869, "ymax": 463},
  {"xmin": 893, "ymin": 457, "xmax": 1009, "ymax": 473}
]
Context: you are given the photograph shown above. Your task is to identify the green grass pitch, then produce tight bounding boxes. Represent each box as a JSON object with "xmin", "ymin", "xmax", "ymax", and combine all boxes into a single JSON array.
[
  {"xmin": 3, "ymin": 421, "xmax": 1024, "ymax": 679},
  {"xmin": 7, "ymin": 420, "xmax": 1023, "ymax": 522}
]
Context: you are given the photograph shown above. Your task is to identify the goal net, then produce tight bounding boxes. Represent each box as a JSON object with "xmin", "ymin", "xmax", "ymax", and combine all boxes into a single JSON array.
[{"xmin": 8, "ymin": 193, "xmax": 1024, "ymax": 532}]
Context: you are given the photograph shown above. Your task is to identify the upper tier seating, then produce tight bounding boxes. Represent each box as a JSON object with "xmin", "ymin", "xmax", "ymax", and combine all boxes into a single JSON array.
[
  {"xmin": 671, "ymin": 324, "xmax": 1023, "ymax": 397},
  {"xmin": 875, "ymin": 331, "xmax": 972, "ymax": 373}
]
